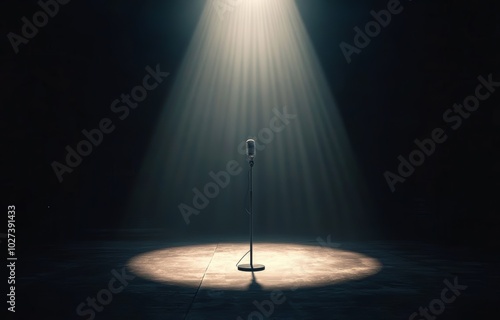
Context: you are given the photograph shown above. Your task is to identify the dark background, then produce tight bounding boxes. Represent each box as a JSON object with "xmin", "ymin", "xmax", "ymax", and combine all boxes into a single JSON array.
[{"xmin": 1, "ymin": 0, "xmax": 499, "ymax": 246}]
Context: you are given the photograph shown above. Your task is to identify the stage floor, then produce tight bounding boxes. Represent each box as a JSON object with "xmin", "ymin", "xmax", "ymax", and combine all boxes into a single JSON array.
[{"xmin": 16, "ymin": 236, "xmax": 500, "ymax": 319}]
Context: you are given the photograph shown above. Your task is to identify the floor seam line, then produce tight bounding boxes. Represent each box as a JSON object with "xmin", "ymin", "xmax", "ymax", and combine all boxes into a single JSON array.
[{"xmin": 183, "ymin": 242, "xmax": 219, "ymax": 319}]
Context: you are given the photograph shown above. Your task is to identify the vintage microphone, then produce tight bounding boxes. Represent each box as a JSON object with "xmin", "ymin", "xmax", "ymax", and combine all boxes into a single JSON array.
[{"xmin": 237, "ymin": 139, "xmax": 265, "ymax": 272}]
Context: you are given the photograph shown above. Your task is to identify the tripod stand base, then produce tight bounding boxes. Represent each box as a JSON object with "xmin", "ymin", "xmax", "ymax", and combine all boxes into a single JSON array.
[{"xmin": 238, "ymin": 264, "xmax": 265, "ymax": 272}]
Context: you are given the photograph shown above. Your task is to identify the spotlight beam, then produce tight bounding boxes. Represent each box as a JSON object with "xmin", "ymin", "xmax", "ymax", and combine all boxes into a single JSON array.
[{"xmin": 127, "ymin": 0, "xmax": 372, "ymax": 236}]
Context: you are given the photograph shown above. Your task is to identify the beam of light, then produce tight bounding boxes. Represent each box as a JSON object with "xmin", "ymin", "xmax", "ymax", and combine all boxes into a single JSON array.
[
  {"xmin": 127, "ymin": 242, "xmax": 382, "ymax": 290},
  {"xmin": 125, "ymin": 0, "xmax": 372, "ymax": 236}
]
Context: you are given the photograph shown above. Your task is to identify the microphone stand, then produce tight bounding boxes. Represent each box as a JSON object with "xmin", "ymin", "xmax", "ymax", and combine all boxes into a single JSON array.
[{"xmin": 238, "ymin": 157, "xmax": 265, "ymax": 272}]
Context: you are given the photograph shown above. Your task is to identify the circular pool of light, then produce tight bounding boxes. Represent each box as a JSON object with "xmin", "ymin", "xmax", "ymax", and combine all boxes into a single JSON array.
[{"xmin": 127, "ymin": 242, "xmax": 382, "ymax": 290}]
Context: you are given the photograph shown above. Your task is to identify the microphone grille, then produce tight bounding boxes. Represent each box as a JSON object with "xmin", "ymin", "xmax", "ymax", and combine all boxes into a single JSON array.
[{"xmin": 246, "ymin": 139, "xmax": 255, "ymax": 158}]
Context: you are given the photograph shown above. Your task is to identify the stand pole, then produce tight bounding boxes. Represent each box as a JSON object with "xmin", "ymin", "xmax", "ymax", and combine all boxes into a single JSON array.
[
  {"xmin": 249, "ymin": 161, "xmax": 253, "ymax": 267},
  {"xmin": 238, "ymin": 159, "xmax": 265, "ymax": 272}
]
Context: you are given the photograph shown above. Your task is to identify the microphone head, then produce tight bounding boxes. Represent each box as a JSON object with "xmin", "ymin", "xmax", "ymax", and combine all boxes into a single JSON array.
[{"xmin": 246, "ymin": 139, "xmax": 255, "ymax": 159}]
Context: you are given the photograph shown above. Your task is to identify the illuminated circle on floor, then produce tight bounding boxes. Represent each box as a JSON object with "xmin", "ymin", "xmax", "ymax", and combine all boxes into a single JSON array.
[{"xmin": 127, "ymin": 243, "xmax": 382, "ymax": 290}]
